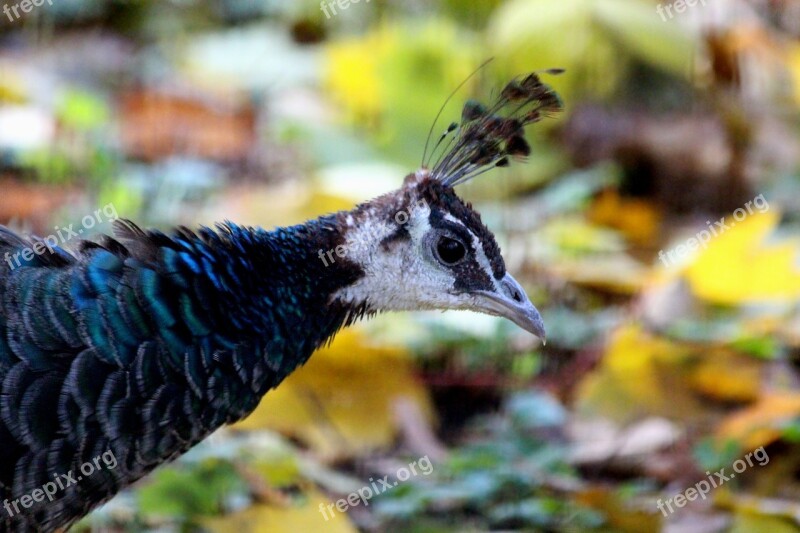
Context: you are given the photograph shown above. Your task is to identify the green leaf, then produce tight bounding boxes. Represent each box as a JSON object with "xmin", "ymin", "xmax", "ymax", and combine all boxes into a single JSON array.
[
  {"xmin": 593, "ymin": 0, "xmax": 696, "ymax": 75},
  {"xmin": 489, "ymin": 0, "xmax": 697, "ymax": 101},
  {"xmin": 57, "ymin": 89, "xmax": 109, "ymax": 131},
  {"xmin": 137, "ymin": 459, "xmax": 248, "ymax": 519}
]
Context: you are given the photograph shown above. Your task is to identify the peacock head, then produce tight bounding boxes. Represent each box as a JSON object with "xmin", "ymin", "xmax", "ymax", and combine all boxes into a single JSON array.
[{"xmin": 328, "ymin": 71, "xmax": 563, "ymax": 342}]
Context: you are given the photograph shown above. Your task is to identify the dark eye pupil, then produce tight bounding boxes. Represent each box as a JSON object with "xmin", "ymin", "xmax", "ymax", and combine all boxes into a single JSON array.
[{"xmin": 437, "ymin": 237, "xmax": 466, "ymax": 264}]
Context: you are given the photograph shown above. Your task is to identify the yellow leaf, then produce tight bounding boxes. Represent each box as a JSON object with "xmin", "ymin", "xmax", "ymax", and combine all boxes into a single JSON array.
[
  {"xmin": 577, "ymin": 326, "xmax": 768, "ymax": 423},
  {"xmin": 789, "ymin": 42, "xmax": 800, "ymax": 107},
  {"xmin": 323, "ymin": 20, "xmax": 479, "ymax": 135},
  {"xmin": 588, "ymin": 189, "xmax": 661, "ymax": 245},
  {"xmin": 717, "ymin": 393, "xmax": 800, "ymax": 450},
  {"xmin": 684, "ymin": 210, "xmax": 800, "ymax": 304},
  {"xmin": 234, "ymin": 329, "xmax": 433, "ymax": 459},
  {"xmin": 0, "ymin": 69, "xmax": 26, "ymax": 104},
  {"xmin": 539, "ymin": 216, "xmax": 650, "ymax": 294},
  {"xmin": 688, "ymin": 349, "xmax": 762, "ymax": 403},
  {"xmin": 202, "ymin": 489, "xmax": 358, "ymax": 533},
  {"xmin": 575, "ymin": 325, "xmax": 700, "ymax": 423},
  {"xmin": 731, "ymin": 509, "xmax": 800, "ymax": 533},
  {"xmin": 576, "ymin": 486, "xmax": 662, "ymax": 533},
  {"xmin": 325, "ymin": 31, "xmax": 389, "ymax": 123}
]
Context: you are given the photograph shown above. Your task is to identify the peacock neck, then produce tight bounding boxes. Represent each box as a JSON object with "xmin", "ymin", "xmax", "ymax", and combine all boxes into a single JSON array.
[{"xmin": 214, "ymin": 214, "xmax": 367, "ymax": 376}]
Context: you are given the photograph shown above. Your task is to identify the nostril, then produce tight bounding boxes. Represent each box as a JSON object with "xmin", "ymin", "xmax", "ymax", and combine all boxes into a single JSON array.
[{"xmin": 502, "ymin": 279, "xmax": 524, "ymax": 303}]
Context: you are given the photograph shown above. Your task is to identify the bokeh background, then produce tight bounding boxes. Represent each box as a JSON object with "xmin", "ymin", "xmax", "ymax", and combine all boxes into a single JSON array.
[{"xmin": 2, "ymin": 0, "xmax": 800, "ymax": 531}]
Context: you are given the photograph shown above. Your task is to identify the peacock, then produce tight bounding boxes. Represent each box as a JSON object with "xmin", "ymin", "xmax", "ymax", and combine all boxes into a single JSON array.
[{"xmin": 0, "ymin": 71, "xmax": 561, "ymax": 531}]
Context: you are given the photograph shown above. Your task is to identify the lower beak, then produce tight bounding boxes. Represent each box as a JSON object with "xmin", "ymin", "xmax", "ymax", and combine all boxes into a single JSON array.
[{"xmin": 472, "ymin": 273, "xmax": 546, "ymax": 342}]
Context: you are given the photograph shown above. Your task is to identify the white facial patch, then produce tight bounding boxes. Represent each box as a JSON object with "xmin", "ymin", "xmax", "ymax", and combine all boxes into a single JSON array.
[{"xmin": 331, "ymin": 203, "xmax": 474, "ymax": 312}]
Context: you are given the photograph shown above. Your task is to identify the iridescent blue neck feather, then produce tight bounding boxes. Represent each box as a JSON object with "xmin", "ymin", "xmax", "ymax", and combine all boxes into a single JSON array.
[{"xmin": 0, "ymin": 214, "xmax": 364, "ymax": 531}]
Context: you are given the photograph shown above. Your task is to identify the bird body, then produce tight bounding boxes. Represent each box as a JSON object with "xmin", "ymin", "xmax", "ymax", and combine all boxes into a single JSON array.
[
  {"xmin": 0, "ymin": 207, "xmax": 388, "ymax": 530},
  {"xmin": 0, "ymin": 71, "xmax": 561, "ymax": 531}
]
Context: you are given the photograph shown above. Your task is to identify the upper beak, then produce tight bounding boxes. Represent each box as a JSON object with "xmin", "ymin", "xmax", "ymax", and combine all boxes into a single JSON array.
[{"xmin": 472, "ymin": 273, "xmax": 546, "ymax": 342}]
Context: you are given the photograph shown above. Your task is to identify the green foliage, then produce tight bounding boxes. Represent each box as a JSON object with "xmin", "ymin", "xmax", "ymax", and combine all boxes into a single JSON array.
[
  {"xmin": 18, "ymin": 145, "xmax": 118, "ymax": 186},
  {"xmin": 7, "ymin": 0, "xmax": 800, "ymax": 529},
  {"xmin": 780, "ymin": 419, "xmax": 800, "ymax": 443},
  {"xmin": 374, "ymin": 392, "xmax": 604, "ymax": 531},
  {"xmin": 729, "ymin": 336, "xmax": 781, "ymax": 360},
  {"xmin": 56, "ymin": 90, "xmax": 109, "ymax": 132},
  {"xmin": 17, "ymin": 149, "xmax": 74, "ymax": 185},
  {"xmin": 18, "ymin": 88, "xmax": 118, "ymax": 187},
  {"xmin": 489, "ymin": 0, "xmax": 696, "ymax": 102},
  {"xmin": 693, "ymin": 438, "xmax": 744, "ymax": 473},
  {"xmin": 137, "ymin": 459, "xmax": 249, "ymax": 520}
]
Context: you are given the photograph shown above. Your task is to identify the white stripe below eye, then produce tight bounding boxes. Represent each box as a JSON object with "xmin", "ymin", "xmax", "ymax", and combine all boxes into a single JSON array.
[{"xmin": 442, "ymin": 213, "xmax": 501, "ymax": 291}]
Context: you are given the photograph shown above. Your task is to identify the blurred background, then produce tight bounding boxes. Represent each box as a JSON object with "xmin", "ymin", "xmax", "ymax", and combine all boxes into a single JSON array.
[{"xmin": 2, "ymin": 0, "xmax": 800, "ymax": 531}]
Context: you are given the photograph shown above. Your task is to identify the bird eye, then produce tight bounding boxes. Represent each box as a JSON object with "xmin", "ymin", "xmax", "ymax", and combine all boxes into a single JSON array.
[{"xmin": 436, "ymin": 236, "xmax": 467, "ymax": 265}]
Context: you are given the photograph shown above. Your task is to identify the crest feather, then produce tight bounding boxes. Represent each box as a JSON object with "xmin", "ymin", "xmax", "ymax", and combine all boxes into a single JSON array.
[{"xmin": 426, "ymin": 70, "xmax": 564, "ymax": 187}]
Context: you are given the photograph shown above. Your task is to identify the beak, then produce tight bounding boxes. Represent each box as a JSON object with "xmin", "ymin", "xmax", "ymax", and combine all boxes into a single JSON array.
[{"xmin": 472, "ymin": 273, "xmax": 546, "ymax": 342}]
